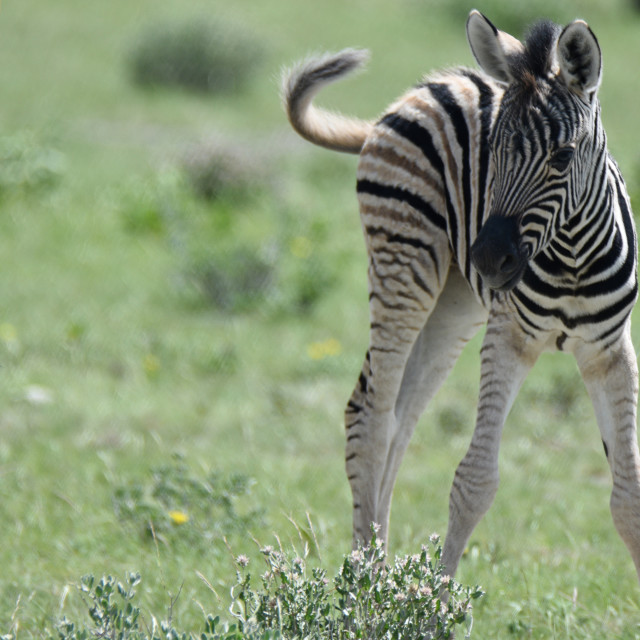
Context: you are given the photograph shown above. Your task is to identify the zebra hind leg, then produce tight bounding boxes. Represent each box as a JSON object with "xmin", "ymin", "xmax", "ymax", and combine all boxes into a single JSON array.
[
  {"xmin": 345, "ymin": 246, "xmax": 453, "ymax": 547},
  {"xmin": 374, "ymin": 266, "xmax": 488, "ymax": 543},
  {"xmin": 346, "ymin": 327, "xmax": 431, "ymax": 545},
  {"xmin": 575, "ymin": 329, "xmax": 640, "ymax": 581}
]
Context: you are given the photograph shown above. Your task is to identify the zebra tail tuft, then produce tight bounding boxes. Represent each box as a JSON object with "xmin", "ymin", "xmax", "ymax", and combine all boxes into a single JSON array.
[{"xmin": 281, "ymin": 49, "xmax": 373, "ymax": 154}]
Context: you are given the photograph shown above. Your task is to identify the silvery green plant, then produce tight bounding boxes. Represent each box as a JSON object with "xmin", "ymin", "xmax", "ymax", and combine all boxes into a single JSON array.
[
  {"xmin": 230, "ymin": 530, "xmax": 483, "ymax": 639},
  {"xmin": 48, "ymin": 530, "xmax": 482, "ymax": 639}
]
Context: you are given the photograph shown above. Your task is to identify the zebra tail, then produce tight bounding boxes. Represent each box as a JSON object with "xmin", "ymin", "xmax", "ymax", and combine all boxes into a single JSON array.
[{"xmin": 281, "ymin": 49, "xmax": 373, "ymax": 154}]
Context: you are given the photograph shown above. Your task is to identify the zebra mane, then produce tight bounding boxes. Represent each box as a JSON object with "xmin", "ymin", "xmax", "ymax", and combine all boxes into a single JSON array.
[{"xmin": 508, "ymin": 20, "xmax": 561, "ymax": 94}]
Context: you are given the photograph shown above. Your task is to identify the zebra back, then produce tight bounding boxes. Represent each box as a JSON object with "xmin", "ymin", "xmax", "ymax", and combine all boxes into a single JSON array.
[{"xmin": 356, "ymin": 68, "xmax": 503, "ymax": 306}]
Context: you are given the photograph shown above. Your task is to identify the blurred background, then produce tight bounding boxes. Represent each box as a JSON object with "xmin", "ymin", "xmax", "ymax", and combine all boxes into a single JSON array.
[{"xmin": 2, "ymin": 0, "xmax": 640, "ymax": 637}]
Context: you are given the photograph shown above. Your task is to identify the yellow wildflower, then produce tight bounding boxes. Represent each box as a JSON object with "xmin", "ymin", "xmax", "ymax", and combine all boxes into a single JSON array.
[
  {"xmin": 307, "ymin": 338, "xmax": 342, "ymax": 360},
  {"xmin": 168, "ymin": 510, "xmax": 189, "ymax": 525},
  {"xmin": 322, "ymin": 338, "xmax": 342, "ymax": 356}
]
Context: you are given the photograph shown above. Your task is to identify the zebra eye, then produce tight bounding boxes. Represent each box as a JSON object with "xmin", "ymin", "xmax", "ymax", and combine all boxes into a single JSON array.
[{"xmin": 550, "ymin": 147, "xmax": 575, "ymax": 172}]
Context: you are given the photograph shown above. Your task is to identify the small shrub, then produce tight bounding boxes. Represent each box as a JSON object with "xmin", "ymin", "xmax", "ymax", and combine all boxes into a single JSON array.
[
  {"xmin": 188, "ymin": 247, "xmax": 276, "ymax": 312},
  {"xmin": 231, "ymin": 530, "xmax": 483, "ymax": 639},
  {"xmin": 55, "ymin": 573, "xmax": 144, "ymax": 640},
  {"xmin": 112, "ymin": 457, "xmax": 264, "ymax": 550},
  {"xmin": 0, "ymin": 132, "xmax": 65, "ymax": 196},
  {"xmin": 51, "ymin": 573, "xmax": 262, "ymax": 640},
  {"xmin": 182, "ymin": 146, "xmax": 264, "ymax": 203},
  {"xmin": 128, "ymin": 18, "xmax": 263, "ymax": 94},
  {"xmin": 50, "ymin": 532, "xmax": 483, "ymax": 639}
]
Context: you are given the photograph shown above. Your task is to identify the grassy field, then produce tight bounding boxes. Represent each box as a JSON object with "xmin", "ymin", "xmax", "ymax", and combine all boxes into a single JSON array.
[{"xmin": 2, "ymin": 0, "xmax": 640, "ymax": 637}]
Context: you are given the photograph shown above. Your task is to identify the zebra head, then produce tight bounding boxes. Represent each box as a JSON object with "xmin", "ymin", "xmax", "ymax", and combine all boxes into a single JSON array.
[{"xmin": 467, "ymin": 11, "xmax": 603, "ymax": 291}]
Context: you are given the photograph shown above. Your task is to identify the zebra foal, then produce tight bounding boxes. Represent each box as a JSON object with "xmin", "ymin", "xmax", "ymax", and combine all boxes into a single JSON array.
[{"xmin": 283, "ymin": 11, "xmax": 640, "ymax": 581}]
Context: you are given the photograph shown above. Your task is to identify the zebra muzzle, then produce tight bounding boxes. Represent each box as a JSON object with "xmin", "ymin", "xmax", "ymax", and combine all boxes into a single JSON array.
[{"xmin": 471, "ymin": 215, "xmax": 529, "ymax": 291}]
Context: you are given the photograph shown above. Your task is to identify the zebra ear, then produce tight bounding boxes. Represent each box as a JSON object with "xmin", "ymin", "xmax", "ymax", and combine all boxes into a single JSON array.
[
  {"xmin": 556, "ymin": 20, "xmax": 602, "ymax": 98},
  {"xmin": 466, "ymin": 10, "xmax": 523, "ymax": 84}
]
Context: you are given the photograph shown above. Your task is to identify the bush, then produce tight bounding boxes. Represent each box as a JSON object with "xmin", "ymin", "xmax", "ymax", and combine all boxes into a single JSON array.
[
  {"xmin": 182, "ymin": 146, "xmax": 263, "ymax": 203},
  {"xmin": 112, "ymin": 457, "xmax": 264, "ymax": 551},
  {"xmin": 0, "ymin": 131, "xmax": 65, "ymax": 197},
  {"xmin": 128, "ymin": 18, "xmax": 263, "ymax": 94},
  {"xmin": 49, "ymin": 532, "xmax": 483, "ymax": 639},
  {"xmin": 187, "ymin": 247, "xmax": 276, "ymax": 312},
  {"xmin": 231, "ymin": 531, "xmax": 483, "ymax": 639}
]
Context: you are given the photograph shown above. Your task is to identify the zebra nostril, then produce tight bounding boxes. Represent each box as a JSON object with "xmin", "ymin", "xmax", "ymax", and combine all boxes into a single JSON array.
[
  {"xmin": 499, "ymin": 253, "xmax": 518, "ymax": 274},
  {"xmin": 471, "ymin": 216, "xmax": 526, "ymax": 289}
]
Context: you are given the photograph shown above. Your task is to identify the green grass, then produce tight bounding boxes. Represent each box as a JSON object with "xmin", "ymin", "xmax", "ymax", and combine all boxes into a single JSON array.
[{"xmin": 2, "ymin": 0, "xmax": 640, "ymax": 637}]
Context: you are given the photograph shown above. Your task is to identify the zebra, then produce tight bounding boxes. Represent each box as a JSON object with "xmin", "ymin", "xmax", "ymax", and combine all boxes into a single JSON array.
[{"xmin": 282, "ymin": 10, "xmax": 640, "ymax": 582}]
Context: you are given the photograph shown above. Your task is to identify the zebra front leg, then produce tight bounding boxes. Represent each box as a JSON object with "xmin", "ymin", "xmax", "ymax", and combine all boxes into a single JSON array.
[
  {"xmin": 575, "ymin": 327, "xmax": 640, "ymax": 581},
  {"xmin": 441, "ymin": 312, "xmax": 541, "ymax": 578}
]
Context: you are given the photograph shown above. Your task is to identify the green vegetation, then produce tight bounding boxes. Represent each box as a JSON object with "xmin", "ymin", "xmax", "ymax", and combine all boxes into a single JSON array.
[
  {"xmin": 111, "ymin": 456, "xmax": 264, "ymax": 552},
  {"xmin": 2, "ymin": 0, "xmax": 640, "ymax": 637},
  {"xmin": 51, "ymin": 533, "xmax": 482, "ymax": 639},
  {"xmin": 127, "ymin": 18, "xmax": 263, "ymax": 94}
]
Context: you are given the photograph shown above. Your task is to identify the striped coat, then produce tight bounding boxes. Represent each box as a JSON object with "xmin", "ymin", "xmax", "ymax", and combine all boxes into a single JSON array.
[{"xmin": 283, "ymin": 11, "xmax": 640, "ymax": 584}]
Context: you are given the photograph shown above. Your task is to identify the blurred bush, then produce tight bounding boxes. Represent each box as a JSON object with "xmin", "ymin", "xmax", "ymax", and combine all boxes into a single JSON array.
[
  {"xmin": 182, "ymin": 144, "xmax": 263, "ymax": 202},
  {"xmin": 0, "ymin": 132, "xmax": 65, "ymax": 197},
  {"xmin": 127, "ymin": 17, "xmax": 263, "ymax": 94},
  {"xmin": 112, "ymin": 456, "xmax": 264, "ymax": 550},
  {"xmin": 188, "ymin": 245, "xmax": 276, "ymax": 312}
]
